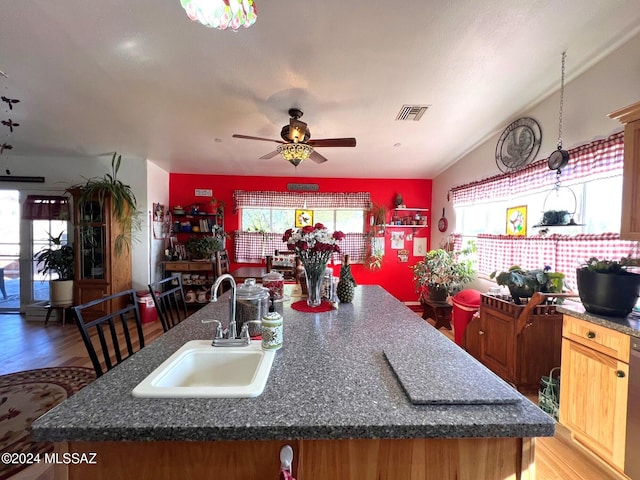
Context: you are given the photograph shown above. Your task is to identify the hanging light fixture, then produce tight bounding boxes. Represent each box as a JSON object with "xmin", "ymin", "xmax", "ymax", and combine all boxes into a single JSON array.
[
  {"xmin": 547, "ymin": 51, "xmax": 570, "ymax": 171},
  {"xmin": 180, "ymin": 0, "xmax": 257, "ymax": 31},
  {"xmin": 277, "ymin": 143, "xmax": 314, "ymax": 167}
]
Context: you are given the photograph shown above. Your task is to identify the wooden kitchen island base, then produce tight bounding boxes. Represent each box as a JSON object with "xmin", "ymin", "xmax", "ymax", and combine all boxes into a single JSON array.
[{"xmin": 60, "ymin": 437, "xmax": 535, "ymax": 479}]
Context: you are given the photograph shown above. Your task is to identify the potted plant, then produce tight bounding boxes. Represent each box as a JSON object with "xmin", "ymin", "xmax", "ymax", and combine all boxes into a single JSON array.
[
  {"xmin": 71, "ymin": 153, "xmax": 142, "ymax": 255},
  {"xmin": 370, "ymin": 203, "xmax": 388, "ymax": 234},
  {"xmin": 34, "ymin": 231, "xmax": 74, "ymax": 306},
  {"xmin": 410, "ymin": 243, "xmax": 476, "ymax": 302},
  {"xmin": 576, "ymin": 256, "xmax": 640, "ymax": 317},
  {"xmin": 490, "ymin": 266, "xmax": 550, "ymax": 305},
  {"xmin": 185, "ymin": 234, "xmax": 224, "ymax": 261}
]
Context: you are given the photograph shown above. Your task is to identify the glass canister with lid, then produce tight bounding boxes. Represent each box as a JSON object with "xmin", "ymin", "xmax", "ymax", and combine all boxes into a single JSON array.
[
  {"xmin": 262, "ymin": 270, "xmax": 285, "ymax": 300},
  {"xmin": 235, "ymin": 278, "xmax": 269, "ymax": 335}
]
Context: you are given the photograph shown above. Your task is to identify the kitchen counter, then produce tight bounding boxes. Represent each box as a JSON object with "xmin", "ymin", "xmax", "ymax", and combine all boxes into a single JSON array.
[
  {"xmin": 557, "ymin": 301, "xmax": 640, "ymax": 337},
  {"xmin": 32, "ymin": 286, "xmax": 553, "ymax": 479},
  {"xmin": 33, "ymin": 285, "xmax": 552, "ymax": 443}
]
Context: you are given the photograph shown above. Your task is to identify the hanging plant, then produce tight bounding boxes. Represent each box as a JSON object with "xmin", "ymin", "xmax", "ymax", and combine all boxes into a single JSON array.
[{"xmin": 71, "ymin": 153, "xmax": 142, "ymax": 255}]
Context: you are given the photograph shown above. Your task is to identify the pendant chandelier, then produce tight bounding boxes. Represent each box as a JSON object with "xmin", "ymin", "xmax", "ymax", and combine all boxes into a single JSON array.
[{"xmin": 180, "ymin": 0, "xmax": 257, "ymax": 31}]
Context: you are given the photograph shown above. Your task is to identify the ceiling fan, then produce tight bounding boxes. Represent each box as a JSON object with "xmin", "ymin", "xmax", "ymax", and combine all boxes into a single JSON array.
[{"xmin": 232, "ymin": 108, "xmax": 356, "ymax": 166}]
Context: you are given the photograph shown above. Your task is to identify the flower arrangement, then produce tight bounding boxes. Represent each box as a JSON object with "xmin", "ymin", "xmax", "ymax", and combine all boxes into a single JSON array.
[
  {"xmin": 282, "ymin": 223, "xmax": 345, "ymax": 264},
  {"xmin": 283, "ymin": 223, "xmax": 345, "ymax": 307}
]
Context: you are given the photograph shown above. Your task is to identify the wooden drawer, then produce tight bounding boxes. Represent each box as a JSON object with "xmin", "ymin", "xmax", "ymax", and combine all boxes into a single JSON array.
[
  {"xmin": 562, "ymin": 315, "xmax": 630, "ymax": 362},
  {"xmin": 163, "ymin": 262, "xmax": 215, "ymax": 272}
]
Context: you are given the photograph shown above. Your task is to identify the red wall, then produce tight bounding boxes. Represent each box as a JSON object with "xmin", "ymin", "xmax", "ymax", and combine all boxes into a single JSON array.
[{"xmin": 169, "ymin": 174, "xmax": 432, "ymax": 302}]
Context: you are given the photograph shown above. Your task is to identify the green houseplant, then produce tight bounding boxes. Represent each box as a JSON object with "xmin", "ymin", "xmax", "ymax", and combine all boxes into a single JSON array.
[
  {"xmin": 490, "ymin": 266, "xmax": 549, "ymax": 305},
  {"xmin": 34, "ymin": 231, "xmax": 74, "ymax": 306},
  {"xmin": 185, "ymin": 226, "xmax": 226, "ymax": 260},
  {"xmin": 410, "ymin": 243, "xmax": 476, "ymax": 302},
  {"xmin": 72, "ymin": 153, "xmax": 142, "ymax": 255},
  {"xmin": 576, "ymin": 256, "xmax": 640, "ymax": 317}
]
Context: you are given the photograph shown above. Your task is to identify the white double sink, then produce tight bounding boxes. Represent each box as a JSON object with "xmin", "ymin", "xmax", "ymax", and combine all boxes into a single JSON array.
[{"xmin": 132, "ymin": 340, "xmax": 276, "ymax": 398}]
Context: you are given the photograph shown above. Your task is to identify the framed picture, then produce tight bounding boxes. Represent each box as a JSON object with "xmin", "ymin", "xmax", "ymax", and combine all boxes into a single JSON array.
[
  {"xmin": 295, "ymin": 209, "xmax": 313, "ymax": 228},
  {"xmin": 506, "ymin": 205, "xmax": 527, "ymax": 236}
]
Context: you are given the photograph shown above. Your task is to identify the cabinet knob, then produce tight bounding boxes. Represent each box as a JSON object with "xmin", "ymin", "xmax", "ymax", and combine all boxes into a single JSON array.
[
  {"xmin": 478, "ymin": 330, "xmax": 484, "ymax": 335},
  {"xmin": 616, "ymin": 370, "xmax": 626, "ymax": 378},
  {"xmin": 587, "ymin": 331, "xmax": 596, "ymax": 339}
]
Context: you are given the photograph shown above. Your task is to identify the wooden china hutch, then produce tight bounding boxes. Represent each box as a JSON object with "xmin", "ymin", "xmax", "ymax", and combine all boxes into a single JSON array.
[{"xmin": 70, "ymin": 189, "xmax": 132, "ymax": 319}]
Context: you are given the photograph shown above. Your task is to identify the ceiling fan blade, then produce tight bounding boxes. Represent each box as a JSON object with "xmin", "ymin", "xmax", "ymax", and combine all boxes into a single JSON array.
[
  {"xmin": 309, "ymin": 150, "xmax": 328, "ymax": 164},
  {"xmin": 307, "ymin": 137, "xmax": 356, "ymax": 148},
  {"xmin": 260, "ymin": 150, "xmax": 280, "ymax": 160},
  {"xmin": 232, "ymin": 134, "xmax": 285, "ymax": 144}
]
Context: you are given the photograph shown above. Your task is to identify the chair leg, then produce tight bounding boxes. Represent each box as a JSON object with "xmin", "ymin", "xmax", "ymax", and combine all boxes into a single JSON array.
[
  {"xmin": 0, "ymin": 269, "xmax": 7, "ymax": 300},
  {"xmin": 44, "ymin": 306, "xmax": 53, "ymax": 326}
]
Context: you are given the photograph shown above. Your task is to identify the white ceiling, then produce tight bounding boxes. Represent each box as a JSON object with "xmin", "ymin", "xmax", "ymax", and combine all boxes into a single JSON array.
[{"xmin": 2, "ymin": 1, "xmax": 640, "ymax": 179}]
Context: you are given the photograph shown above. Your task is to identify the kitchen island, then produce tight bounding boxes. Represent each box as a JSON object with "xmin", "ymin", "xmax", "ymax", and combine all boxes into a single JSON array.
[{"xmin": 33, "ymin": 285, "xmax": 554, "ymax": 479}]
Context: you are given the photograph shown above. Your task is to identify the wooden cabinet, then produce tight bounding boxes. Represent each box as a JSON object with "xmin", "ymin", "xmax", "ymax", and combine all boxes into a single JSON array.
[
  {"xmin": 162, "ymin": 261, "xmax": 215, "ymax": 308},
  {"xmin": 463, "ymin": 294, "xmax": 563, "ymax": 393},
  {"xmin": 559, "ymin": 314, "xmax": 630, "ymax": 472},
  {"xmin": 609, "ymin": 100, "xmax": 640, "ymax": 240},
  {"xmin": 67, "ymin": 437, "xmax": 534, "ymax": 480},
  {"xmin": 71, "ymin": 190, "xmax": 132, "ymax": 319}
]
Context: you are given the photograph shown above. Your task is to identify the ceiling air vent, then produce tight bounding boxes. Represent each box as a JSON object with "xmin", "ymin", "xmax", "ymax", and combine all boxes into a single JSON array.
[{"xmin": 395, "ymin": 104, "xmax": 429, "ymax": 121}]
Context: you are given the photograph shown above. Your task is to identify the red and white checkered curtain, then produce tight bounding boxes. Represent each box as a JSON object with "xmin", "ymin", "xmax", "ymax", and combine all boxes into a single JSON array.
[
  {"xmin": 233, "ymin": 190, "xmax": 371, "ymax": 211},
  {"xmin": 234, "ymin": 231, "xmax": 366, "ymax": 264},
  {"xmin": 477, "ymin": 233, "xmax": 638, "ymax": 291},
  {"xmin": 450, "ymin": 132, "xmax": 624, "ymax": 206}
]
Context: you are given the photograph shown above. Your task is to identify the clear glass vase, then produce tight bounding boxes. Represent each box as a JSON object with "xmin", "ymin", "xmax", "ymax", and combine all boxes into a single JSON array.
[{"xmin": 303, "ymin": 261, "xmax": 327, "ymax": 307}]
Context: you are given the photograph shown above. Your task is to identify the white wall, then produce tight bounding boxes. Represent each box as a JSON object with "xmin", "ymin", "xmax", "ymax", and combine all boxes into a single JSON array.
[
  {"xmin": 146, "ymin": 160, "xmax": 170, "ymax": 286},
  {"xmin": 432, "ymin": 31, "xmax": 640, "ymax": 249},
  {"xmin": 2, "ymin": 153, "xmax": 152, "ymax": 293}
]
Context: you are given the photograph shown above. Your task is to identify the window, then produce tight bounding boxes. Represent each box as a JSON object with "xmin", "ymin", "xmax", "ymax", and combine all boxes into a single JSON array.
[
  {"xmin": 450, "ymin": 133, "xmax": 628, "ymax": 284},
  {"xmin": 455, "ymin": 175, "xmax": 622, "ymax": 236},
  {"xmin": 241, "ymin": 208, "xmax": 365, "ymax": 233},
  {"xmin": 234, "ymin": 191, "xmax": 370, "ymax": 263}
]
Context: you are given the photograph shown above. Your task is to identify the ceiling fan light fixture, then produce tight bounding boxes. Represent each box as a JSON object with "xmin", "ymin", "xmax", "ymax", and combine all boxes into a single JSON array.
[
  {"xmin": 179, "ymin": 0, "xmax": 257, "ymax": 31},
  {"xmin": 277, "ymin": 143, "xmax": 314, "ymax": 166}
]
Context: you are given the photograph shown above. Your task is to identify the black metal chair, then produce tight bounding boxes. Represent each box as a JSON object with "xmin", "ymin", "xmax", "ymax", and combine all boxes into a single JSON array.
[
  {"xmin": 214, "ymin": 250, "xmax": 232, "ymax": 295},
  {"xmin": 148, "ymin": 276, "xmax": 189, "ymax": 333},
  {"xmin": 73, "ymin": 289, "xmax": 145, "ymax": 377}
]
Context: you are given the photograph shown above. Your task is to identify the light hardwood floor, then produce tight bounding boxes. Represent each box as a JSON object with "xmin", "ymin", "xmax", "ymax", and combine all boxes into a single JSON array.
[{"xmin": 1, "ymin": 313, "xmax": 628, "ymax": 480}]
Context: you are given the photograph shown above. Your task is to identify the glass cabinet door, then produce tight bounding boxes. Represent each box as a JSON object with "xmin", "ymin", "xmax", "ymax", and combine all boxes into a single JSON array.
[{"xmin": 79, "ymin": 201, "xmax": 105, "ymax": 280}]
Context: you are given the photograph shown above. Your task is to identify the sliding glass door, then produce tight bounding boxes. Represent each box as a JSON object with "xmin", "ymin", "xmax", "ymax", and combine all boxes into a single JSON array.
[
  {"xmin": 0, "ymin": 189, "xmax": 70, "ymax": 313},
  {"xmin": 0, "ymin": 190, "xmax": 20, "ymax": 311}
]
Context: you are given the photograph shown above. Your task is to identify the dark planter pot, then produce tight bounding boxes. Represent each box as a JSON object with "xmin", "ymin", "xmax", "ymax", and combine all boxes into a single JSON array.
[
  {"xmin": 576, "ymin": 268, "xmax": 640, "ymax": 317},
  {"xmin": 507, "ymin": 284, "xmax": 538, "ymax": 305},
  {"xmin": 428, "ymin": 285, "xmax": 448, "ymax": 302}
]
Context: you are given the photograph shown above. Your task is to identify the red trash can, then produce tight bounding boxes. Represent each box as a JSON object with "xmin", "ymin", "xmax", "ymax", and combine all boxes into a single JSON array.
[
  {"xmin": 451, "ymin": 289, "xmax": 481, "ymax": 346},
  {"xmin": 136, "ymin": 290, "xmax": 158, "ymax": 324}
]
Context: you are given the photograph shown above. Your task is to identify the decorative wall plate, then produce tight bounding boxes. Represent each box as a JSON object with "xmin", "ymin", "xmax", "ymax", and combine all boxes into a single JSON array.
[{"xmin": 495, "ymin": 117, "xmax": 542, "ymax": 173}]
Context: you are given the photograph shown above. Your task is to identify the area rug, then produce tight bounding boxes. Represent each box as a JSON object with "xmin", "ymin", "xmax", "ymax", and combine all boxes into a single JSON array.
[{"xmin": 0, "ymin": 366, "xmax": 96, "ymax": 480}]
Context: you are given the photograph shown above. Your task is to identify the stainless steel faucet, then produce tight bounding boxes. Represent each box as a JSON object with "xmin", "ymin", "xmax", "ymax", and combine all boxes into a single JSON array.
[{"xmin": 209, "ymin": 273, "xmax": 242, "ymax": 344}]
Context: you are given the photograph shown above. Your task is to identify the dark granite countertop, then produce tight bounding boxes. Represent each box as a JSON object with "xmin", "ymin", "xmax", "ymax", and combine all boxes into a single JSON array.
[
  {"xmin": 557, "ymin": 301, "xmax": 640, "ymax": 337},
  {"xmin": 32, "ymin": 286, "xmax": 554, "ymax": 442}
]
